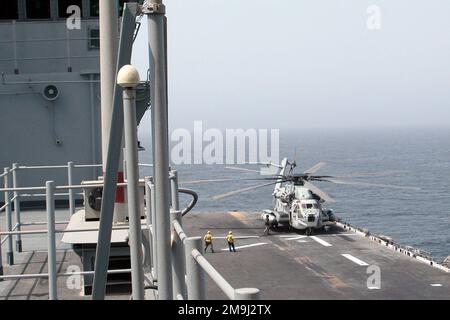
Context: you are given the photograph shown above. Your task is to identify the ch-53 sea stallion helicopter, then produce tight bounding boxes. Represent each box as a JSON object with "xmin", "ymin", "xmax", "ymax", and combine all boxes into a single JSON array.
[{"xmin": 182, "ymin": 158, "xmax": 419, "ymax": 235}]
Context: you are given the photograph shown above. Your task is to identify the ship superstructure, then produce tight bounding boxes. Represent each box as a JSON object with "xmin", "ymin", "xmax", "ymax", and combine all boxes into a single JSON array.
[{"xmin": 0, "ymin": 0, "xmax": 148, "ymax": 204}]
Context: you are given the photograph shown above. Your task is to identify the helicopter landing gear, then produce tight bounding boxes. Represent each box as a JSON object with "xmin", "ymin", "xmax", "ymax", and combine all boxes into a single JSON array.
[{"xmin": 305, "ymin": 228, "xmax": 313, "ymax": 236}]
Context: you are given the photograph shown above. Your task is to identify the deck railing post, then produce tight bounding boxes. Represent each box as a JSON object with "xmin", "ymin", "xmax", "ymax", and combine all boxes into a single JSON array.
[
  {"xmin": 144, "ymin": 177, "xmax": 154, "ymax": 277},
  {"xmin": 67, "ymin": 162, "xmax": 75, "ymax": 216},
  {"xmin": 171, "ymin": 209, "xmax": 186, "ymax": 299},
  {"xmin": 4, "ymin": 168, "xmax": 14, "ymax": 265},
  {"xmin": 234, "ymin": 288, "xmax": 260, "ymax": 300},
  {"xmin": 12, "ymin": 164, "xmax": 22, "ymax": 252},
  {"xmin": 0, "ymin": 222, "xmax": 3, "ymax": 278},
  {"xmin": 170, "ymin": 170, "xmax": 180, "ymax": 211},
  {"xmin": 185, "ymin": 237, "xmax": 205, "ymax": 300},
  {"xmin": 46, "ymin": 181, "xmax": 58, "ymax": 300},
  {"xmin": 149, "ymin": 179, "xmax": 158, "ymax": 281}
]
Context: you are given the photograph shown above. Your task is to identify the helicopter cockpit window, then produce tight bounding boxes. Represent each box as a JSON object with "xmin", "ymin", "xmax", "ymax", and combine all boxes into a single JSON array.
[{"xmin": 302, "ymin": 203, "xmax": 320, "ymax": 210}]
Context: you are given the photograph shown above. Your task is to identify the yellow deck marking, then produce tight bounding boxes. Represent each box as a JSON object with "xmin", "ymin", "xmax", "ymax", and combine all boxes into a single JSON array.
[{"xmin": 229, "ymin": 211, "xmax": 246, "ymax": 222}]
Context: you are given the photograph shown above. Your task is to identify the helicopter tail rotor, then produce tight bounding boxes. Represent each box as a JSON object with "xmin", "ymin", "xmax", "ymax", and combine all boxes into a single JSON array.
[{"xmin": 314, "ymin": 177, "xmax": 421, "ymax": 191}]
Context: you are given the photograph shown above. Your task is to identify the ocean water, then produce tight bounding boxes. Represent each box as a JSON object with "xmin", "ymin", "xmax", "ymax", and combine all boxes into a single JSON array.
[{"xmin": 139, "ymin": 127, "xmax": 450, "ymax": 261}]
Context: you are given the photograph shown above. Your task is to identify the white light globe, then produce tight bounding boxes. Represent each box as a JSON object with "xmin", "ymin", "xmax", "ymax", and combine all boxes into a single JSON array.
[{"xmin": 117, "ymin": 65, "xmax": 140, "ymax": 88}]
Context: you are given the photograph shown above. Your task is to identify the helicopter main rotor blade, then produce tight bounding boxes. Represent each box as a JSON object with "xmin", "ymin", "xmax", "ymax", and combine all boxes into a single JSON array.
[
  {"xmin": 331, "ymin": 170, "xmax": 408, "ymax": 179},
  {"xmin": 225, "ymin": 166, "xmax": 261, "ymax": 174},
  {"xmin": 303, "ymin": 181, "xmax": 336, "ymax": 203},
  {"xmin": 212, "ymin": 181, "xmax": 284, "ymax": 201},
  {"xmin": 318, "ymin": 178, "xmax": 421, "ymax": 191},
  {"xmin": 180, "ymin": 178, "xmax": 257, "ymax": 185},
  {"xmin": 180, "ymin": 176, "xmax": 282, "ymax": 185},
  {"xmin": 304, "ymin": 162, "xmax": 327, "ymax": 175}
]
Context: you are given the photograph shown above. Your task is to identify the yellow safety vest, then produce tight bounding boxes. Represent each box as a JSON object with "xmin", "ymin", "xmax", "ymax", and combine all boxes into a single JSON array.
[
  {"xmin": 227, "ymin": 235, "xmax": 234, "ymax": 244},
  {"xmin": 204, "ymin": 234, "xmax": 212, "ymax": 243}
]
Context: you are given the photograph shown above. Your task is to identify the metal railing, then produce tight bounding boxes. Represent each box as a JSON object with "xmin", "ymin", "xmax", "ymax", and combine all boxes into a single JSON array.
[
  {"xmin": 0, "ymin": 162, "xmax": 260, "ymax": 300},
  {"xmin": 0, "ymin": 161, "xmax": 145, "ymax": 267},
  {"xmin": 0, "ymin": 181, "xmax": 137, "ymax": 298},
  {"xmin": 144, "ymin": 173, "xmax": 260, "ymax": 300}
]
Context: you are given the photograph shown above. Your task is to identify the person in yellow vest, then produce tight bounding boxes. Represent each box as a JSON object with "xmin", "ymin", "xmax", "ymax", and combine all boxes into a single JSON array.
[
  {"xmin": 227, "ymin": 231, "xmax": 236, "ymax": 252},
  {"xmin": 204, "ymin": 231, "xmax": 214, "ymax": 253}
]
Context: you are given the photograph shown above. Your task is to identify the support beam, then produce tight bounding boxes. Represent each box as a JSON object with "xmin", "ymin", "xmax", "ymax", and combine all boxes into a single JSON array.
[
  {"xmin": 92, "ymin": 2, "xmax": 138, "ymax": 300},
  {"xmin": 99, "ymin": 0, "xmax": 118, "ymax": 168}
]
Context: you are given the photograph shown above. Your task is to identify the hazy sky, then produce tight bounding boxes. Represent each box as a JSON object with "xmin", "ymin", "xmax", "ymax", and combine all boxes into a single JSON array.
[{"xmin": 132, "ymin": 0, "xmax": 450, "ymax": 131}]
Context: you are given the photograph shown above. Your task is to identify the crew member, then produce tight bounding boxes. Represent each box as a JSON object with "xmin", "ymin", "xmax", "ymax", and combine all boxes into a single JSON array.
[
  {"xmin": 204, "ymin": 231, "xmax": 214, "ymax": 253},
  {"xmin": 264, "ymin": 215, "xmax": 271, "ymax": 236},
  {"xmin": 227, "ymin": 231, "xmax": 236, "ymax": 252}
]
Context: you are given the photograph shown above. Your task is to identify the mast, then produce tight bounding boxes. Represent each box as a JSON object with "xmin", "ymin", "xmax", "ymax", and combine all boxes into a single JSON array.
[
  {"xmin": 145, "ymin": 0, "xmax": 173, "ymax": 299},
  {"xmin": 99, "ymin": 0, "xmax": 127, "ymax": 223}
]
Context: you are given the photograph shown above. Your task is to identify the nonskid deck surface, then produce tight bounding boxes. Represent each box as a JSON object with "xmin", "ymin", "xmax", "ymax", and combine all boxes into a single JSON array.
[
  {"xmin": 1, "ymin": 210, "xmax": 449, "ymax": 300},
  {"xmin": 182, "ymin": 212, "xmax": 450, "ymax": 300}
]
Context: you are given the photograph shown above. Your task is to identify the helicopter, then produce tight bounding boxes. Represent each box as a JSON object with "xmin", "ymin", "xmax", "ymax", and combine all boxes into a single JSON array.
[{"xmin": 205, "ymin": 158, "xmax": 420, "ymax": 235}]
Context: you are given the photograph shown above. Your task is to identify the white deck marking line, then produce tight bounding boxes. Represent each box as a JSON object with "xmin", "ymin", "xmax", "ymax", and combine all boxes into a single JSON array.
[
  {"xmin": 221, "ymin": 242, "xmax": 267, "ymax": 251},
  {"xmin": 297, "ymin": 240, "xmax": 308, "ymax": 243},
  {"xmin": 310, "ymin": 236, "xmax": 332, "ymax": 247},
  {"xmin": 341, "ymin": 254, "xmax": 369, "ymax": 266},
  {"xmin": 284, "ymin": 236, "xmax": 308, "ymax": 241},
  {"xmin": 214, "ymin": 236, "xmax": 260, "ymax": 239},
  {"xmin": 430, "ymin": 284, "xmax": 443, "ymax": 287},
  {"xmin": 279, "ymin": 235, "xmax": 299, "ymax": 238}
]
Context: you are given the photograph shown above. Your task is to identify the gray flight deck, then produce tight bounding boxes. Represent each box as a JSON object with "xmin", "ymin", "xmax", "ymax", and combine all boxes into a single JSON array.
[
  {"xmin": 183, "ymin": 212, "xmax": 450, "ymax": 300},
  {"xmin": 0, "ymin": 210, "xmax": 449, "ymax": 300}
]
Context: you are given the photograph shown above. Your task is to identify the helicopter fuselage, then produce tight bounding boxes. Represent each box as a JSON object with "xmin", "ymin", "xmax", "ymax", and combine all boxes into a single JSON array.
[{"xmin": 262, "ymin": 184, "xmax": 335, "ymax": 233}]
